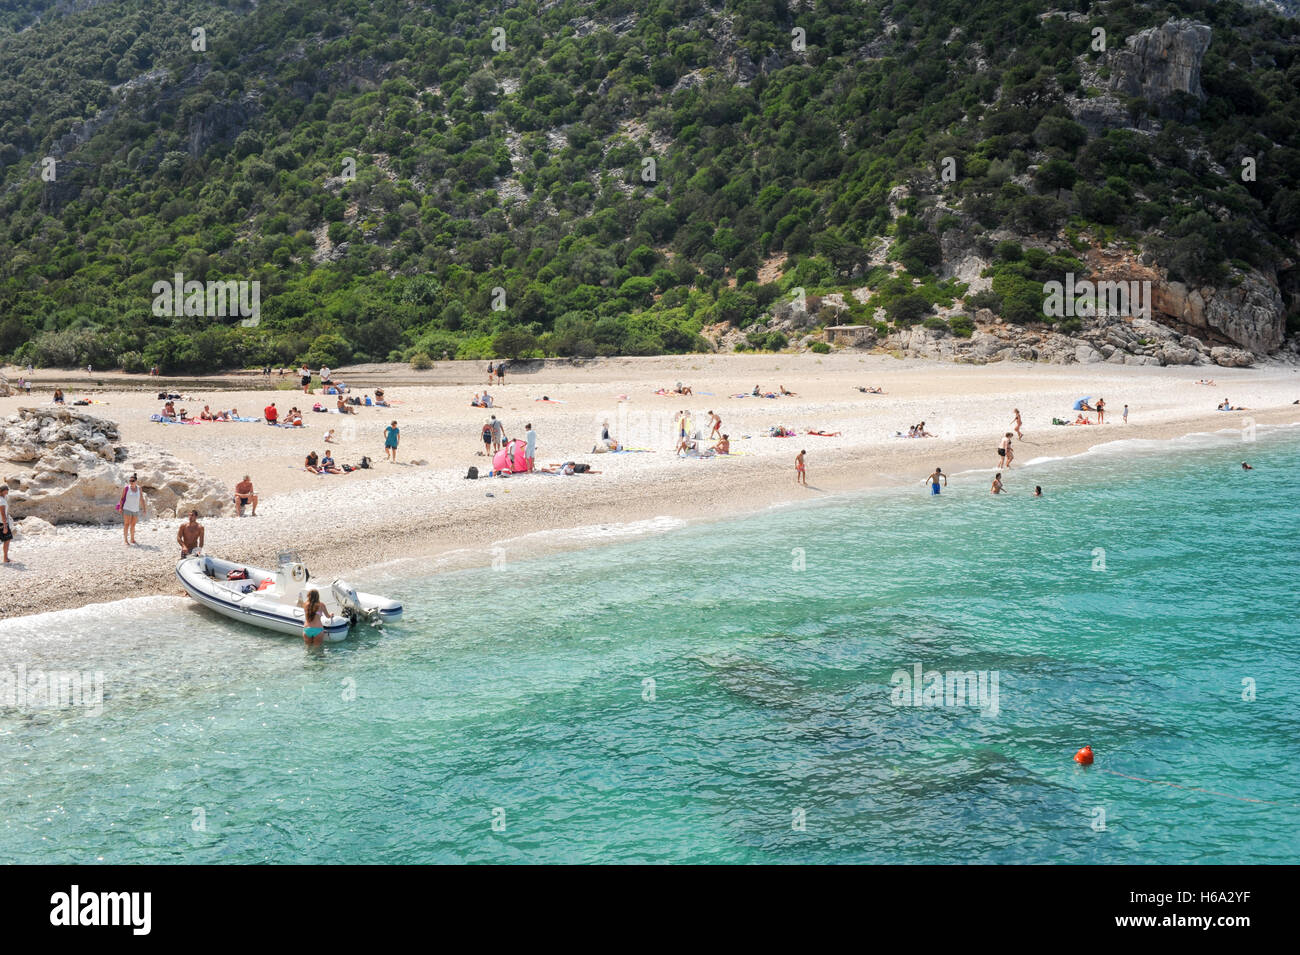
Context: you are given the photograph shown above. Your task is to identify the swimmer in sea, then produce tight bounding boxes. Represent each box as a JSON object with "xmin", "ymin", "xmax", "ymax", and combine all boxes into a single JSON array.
[
  {"xmin": 1241, "ymin": 462, "xmax": 1253, "ymax": 470},
  {"xmin": 926, "ymin": 467, "xmax": 946, "ymax": 495},
  {"xmin": 1033, "ymin": 485, "xmax": 1042, "ymax": 497},
  {"xmin": 991, "ymin": 473, "xmax": 1004, "ymax": 494}
]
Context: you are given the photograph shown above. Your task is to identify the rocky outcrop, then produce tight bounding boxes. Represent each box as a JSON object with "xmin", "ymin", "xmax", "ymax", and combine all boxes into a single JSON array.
[
  {"xmin": 188, "ymin": 92, "xmax": 262, "ymax": 158},
  {"xmin": 1108, "ymin": 20, "xmax": 1212, "ymax": 117},
  {"xmin": 1, "ymin": 407, "xmax": 229, "ymax": 524}
]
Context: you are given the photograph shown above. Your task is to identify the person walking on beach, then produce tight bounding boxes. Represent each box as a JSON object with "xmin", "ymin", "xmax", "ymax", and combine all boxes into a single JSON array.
[
  {"xmin": 1122, "ymin": 403, "xmax": 1129, "ymax": 424},
  {"xmin": 118, "ymin": 473, "xmax": 145, "ymax": 545},
  {"xmin": 795, "ymin": 450, "xmax": 807, "ymax": 486},
  {"xmin": 991, "ymin": 473, "xmax": 1004, "ymax": 494},
  {"xmin": 497, "ymin": 360, "xmax": 506, "ymax": 384},
  {"xmin": 525, "ymin": 423, "xmax": 537, "ymax": 473},
  {"xmin": 1096, "ymin": 397, "xmax": 1106, "ymax": 424},
  {"xmin": 486, "ymin": 361, "xmax": 494, "ymax": 384},
  {"xmin": 708, "ymin": 411, "xmax": 721, "ymax": 439},
  {"xmin": 481, "ymin": 419, "xmax": 493, "ymax": 456},
  {"xmin": 926, "ymin": 467, "xmax": 946, "ymax": 495},
  {"xmin": 298, "ymin": 588, "xmax": 332, "ymax": 652},
  {"xmin": 0, "ymin": 484, "xmax": 13, "ymax": 564},
  {"xmin": 1012, "ymin": 409, "xmax": 1023, "ymax": 439},
  {"xmin": 997, "ymin": 433, "xmax": 1014, "ymax": 468},
  {"xmin": 384, "ymin": 421, "xmax": 400, "ymax": 462},
  {"xmin": 177, "ymin": 510, "xmax": 205, "ymax": 558},
  {"xmin": 490, "ymin": 415, "xmax": 504, "ymax": 452}
]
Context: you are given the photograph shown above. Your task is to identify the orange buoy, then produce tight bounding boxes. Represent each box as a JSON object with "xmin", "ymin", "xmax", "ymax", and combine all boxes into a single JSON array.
[{"xmin": 1074, "ymin": 745, "xmax": 1094, "ymax": 765}]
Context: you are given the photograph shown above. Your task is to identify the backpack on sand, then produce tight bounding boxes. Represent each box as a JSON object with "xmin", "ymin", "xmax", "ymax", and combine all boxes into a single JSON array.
[{"xmin": 466, "ymin": 466, "xmax": 479, "ymax": 479}]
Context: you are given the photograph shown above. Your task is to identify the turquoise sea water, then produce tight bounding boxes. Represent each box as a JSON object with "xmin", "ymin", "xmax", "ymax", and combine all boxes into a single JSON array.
[{"xmin": 1, "ymin": 426, "xmax": 1298, "ymax": 864}]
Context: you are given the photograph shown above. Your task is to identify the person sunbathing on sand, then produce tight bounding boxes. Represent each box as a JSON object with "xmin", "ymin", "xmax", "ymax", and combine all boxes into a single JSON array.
[
  {"xmin": 1074, "ymin": 414, "xmax": 1090, "ymax": 425},
  {"xmin": 714, "ymin": 434, "xmax": 731, "ymax": 454},
  {"xmin": 200, "ymin": 405, "xmax": 215, "ymax": 421},
  {"xmin": 305, "ymin": 451, "xmax": 322, "ymax": 474},
  {"xmin": 780, "ymin": 385, "xmax": 795, "ymax": 395},
  {"xmin": 857, "ymin": 386, "xmax": 885, "ymax": 394},
  {"xmin": 336, "ymin": 396, "xmax": 354, "ymax": 414},
  {"xmin": 320, "ymin": 451, "xmax": 341, "ymax": 474}
]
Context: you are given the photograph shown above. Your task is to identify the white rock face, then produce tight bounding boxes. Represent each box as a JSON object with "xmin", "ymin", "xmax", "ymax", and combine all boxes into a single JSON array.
[{"xmin": 1, "ymin": 407, "xmax": 230, "ymax": 525}]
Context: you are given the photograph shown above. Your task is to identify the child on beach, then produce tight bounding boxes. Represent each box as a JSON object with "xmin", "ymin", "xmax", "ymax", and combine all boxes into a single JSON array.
[
  {"xmin": 795, "ymin": 450, "xmax": 807, "ymax": 485},
  {"xmin": 384, "ymin": 421, "xmax": 400, "ymax": 462}
]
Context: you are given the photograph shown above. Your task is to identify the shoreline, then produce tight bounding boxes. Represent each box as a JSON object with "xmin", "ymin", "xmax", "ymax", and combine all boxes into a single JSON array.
[
  {"xmin": 3, "ymin": 415, "xmax": 1296, "ymax": 623},
  {"xmin": 3, "ymin": 355, "xmax": 1297, "ymax": 620}
]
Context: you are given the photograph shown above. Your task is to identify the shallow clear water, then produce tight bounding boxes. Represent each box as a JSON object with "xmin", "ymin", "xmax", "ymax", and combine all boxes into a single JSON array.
[{"xmin": 2, "ymin": 426, "xmax": 1298, "ymax": 863}]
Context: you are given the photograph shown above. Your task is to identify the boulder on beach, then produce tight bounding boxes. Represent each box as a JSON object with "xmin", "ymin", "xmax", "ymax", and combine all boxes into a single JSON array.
[{"xmin": 0, "ymin": 407, "xmax": 230, "ymax": 524}]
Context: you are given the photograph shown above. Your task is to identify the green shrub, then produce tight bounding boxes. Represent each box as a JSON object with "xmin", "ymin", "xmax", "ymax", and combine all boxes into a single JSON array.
[
  {"xmin": 949, "ymin": 315, "xmax": 975, "ymax": 338},
  {"xmin": 810, "ymin": 341, "xmax": 831, "ymax": 353},
  {"xmin": 410, "ymin": 352, "xmax": 433, "ymax": 370}
]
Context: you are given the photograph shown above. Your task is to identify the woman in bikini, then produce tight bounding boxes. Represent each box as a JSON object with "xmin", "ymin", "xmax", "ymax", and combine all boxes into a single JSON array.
[{"xmin": 298, "ymin": 589, "xmax": 332, "ymax": 651}]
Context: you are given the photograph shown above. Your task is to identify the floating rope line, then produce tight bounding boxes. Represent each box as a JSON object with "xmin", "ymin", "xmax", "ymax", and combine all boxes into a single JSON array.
[{"xmin": 1099, "ymin": 768, "xmax": 1300, "ymax": 808}]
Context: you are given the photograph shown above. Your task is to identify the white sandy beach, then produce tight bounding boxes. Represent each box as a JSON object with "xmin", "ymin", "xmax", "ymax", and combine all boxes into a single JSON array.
[{"xmin": 2, "ymin": 353, "xmax": 1298, "ymax": 619}]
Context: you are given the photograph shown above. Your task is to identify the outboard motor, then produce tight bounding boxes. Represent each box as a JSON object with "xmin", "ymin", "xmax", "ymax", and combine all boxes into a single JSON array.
[{"xmin": 332, "ymin": 579, "xmax": 378, "ymax": 627}]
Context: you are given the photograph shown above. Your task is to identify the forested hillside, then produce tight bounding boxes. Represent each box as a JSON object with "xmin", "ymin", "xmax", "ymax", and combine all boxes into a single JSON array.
[{"xmin": 1, "ymin": 0, "xmax": 1298, "ymax": 371}]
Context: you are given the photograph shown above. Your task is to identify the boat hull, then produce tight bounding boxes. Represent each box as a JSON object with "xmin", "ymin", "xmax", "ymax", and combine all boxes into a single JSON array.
[{"xmin": 177, "ymin": 557, "xmax": 352, "ymax": 640}]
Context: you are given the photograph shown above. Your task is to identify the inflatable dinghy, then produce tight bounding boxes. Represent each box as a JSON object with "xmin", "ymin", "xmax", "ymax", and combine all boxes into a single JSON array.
[{"xmin": 176, "ymin": 553, "xmax": 401, "ymax": 640}]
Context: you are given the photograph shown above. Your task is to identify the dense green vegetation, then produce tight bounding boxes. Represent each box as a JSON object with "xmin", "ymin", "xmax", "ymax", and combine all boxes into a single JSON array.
[{"xmin": 1, "ymin": 0, "xmax": 1297, "ymax": 371}]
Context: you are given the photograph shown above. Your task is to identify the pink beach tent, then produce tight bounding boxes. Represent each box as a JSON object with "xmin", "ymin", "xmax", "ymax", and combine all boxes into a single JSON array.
[{"xmin": 492, "ymin": 441, "xmax": 528, "ymax": 474}]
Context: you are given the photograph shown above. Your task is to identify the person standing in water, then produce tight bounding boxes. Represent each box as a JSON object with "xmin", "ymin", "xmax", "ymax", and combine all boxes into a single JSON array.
[
  {"xmin": 795, "ymin": 450, "xmax": 807, "ymax": 486},
  {"xmin": 384, "ymin": 421, "xmax": 400, "ymax": 462},
  {"xmin": 1012, "ymin": 409, "xmax": 1023, "ymax": 440},
  {"xmin": 926, "ymin": 467, "xmax": 946, "ymax": 495},
  {"xmin": 298, "ymin": 588, "xmax": 332, "ymax": 652},
  {"xmin": 1033, "ymin": 485, "xmax": 1042, "ymax": 497},
  {"xmin": 991, "ymin": 473, "xmax": 1004, "ymax": 494}
]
